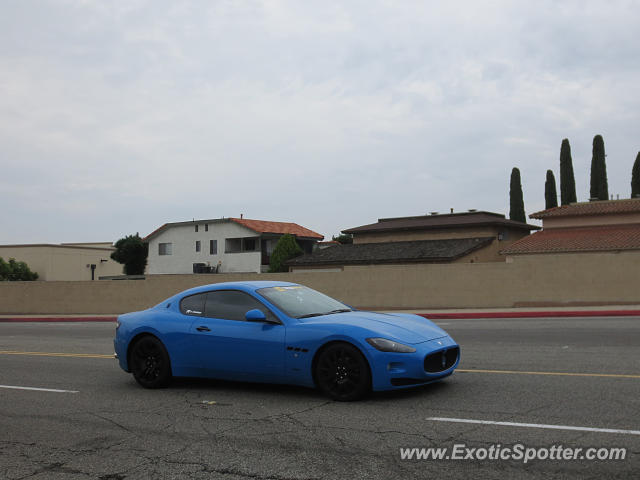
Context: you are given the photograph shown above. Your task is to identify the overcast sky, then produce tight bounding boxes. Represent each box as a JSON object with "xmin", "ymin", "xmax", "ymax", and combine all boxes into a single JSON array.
[{"xmin": 1, "ymin": 0, "xmax": 639, "ymax": 244}]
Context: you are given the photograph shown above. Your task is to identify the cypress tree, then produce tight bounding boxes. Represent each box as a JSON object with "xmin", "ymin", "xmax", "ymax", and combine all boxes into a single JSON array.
[
  {"xmin": 509, "ymin": 167, "xmax": 526, "ymax": 223},
  {"xmin": 590, "ymin": 134, "xmax": 609, "ymax": 200},
  {"xmin": 544, "ymin": 170, "xmax": 558, "ymax": 209},
  {"xmin": 559, "ymin": 139, "xmax": 577, "ymax": 205},
  {"xmin": 632, "ymin": 152, "xmax": 640, "ymax": 198}
]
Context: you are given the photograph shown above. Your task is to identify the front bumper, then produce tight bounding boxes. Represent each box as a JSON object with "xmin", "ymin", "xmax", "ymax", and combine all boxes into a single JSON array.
[
  {"xmin": 366, "ymin": 335, "xmax": 460, "ymax": 391},
  {"xmin": 114, "ymin": 336, "xmax": 130, "ymax": 372}
]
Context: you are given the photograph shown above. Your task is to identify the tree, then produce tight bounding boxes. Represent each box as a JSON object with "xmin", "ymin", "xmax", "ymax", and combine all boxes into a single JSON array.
[
  {"xmin": 268, "ymin": 234, "xmax": 303, "ymax": 273},
  {"xmin": 0, "ymin": 257, "xmax": 39, "ymax": 281},
  {"xmin": 111, "ymin": 234, "xmax": 148, "ymax": 275},
  {"xmin": 509, "ymin": 167, "xmax": 526, "ymax": 223},
  {"xmin": 559, "ymin": 138, "xmax": 577, "ymax": 205},
  {"xmin": 631, "ymin": 152, "xmax": 640, "ymax": 198},
  {"xmin": 544, "ymin": 170, "xmax": 558, "ymax": 209},
  {"xmin": 590, "ymin": 134, "xmax": 609, "ymax": 200},
  {"xmin": 332, "ymin": 233, "xmax": 353, "ymax": 244}
]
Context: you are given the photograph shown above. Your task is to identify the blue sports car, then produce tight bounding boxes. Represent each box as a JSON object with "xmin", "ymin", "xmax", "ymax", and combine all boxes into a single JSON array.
[{"xmin": 114, "ymin": 281, "xmax": 460, "ymax": 401}]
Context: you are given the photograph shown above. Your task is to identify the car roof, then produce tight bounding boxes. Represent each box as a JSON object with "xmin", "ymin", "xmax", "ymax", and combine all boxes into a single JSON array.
[{"xmin": 176, "ymin": 280, "xmax": 299, "ymax": 297}]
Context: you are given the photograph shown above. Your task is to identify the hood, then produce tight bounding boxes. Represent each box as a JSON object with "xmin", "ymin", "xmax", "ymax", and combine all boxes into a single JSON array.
[{"xmin": 301, "ymin": 311, "xmax": 447, "ymax": 344}]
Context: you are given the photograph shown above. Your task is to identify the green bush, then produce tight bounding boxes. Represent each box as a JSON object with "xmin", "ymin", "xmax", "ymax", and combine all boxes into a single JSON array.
[
  {"xmin": 268, "ymin": 234, "xmax": 303, "ymax": 273},
  {"xmin": 0, "ymin": 257, "xmax": 39, "ymax": 281},
  {"xmin": 111, "ymin": 234, "xmax": 148, "ymax": 275},
  {"xmin": 332, "ymin": 233, "xmax": 353, "ymax": 244}
]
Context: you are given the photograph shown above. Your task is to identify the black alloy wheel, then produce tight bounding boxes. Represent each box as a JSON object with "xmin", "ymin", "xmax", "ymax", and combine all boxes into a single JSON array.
[
  {"xmin": 130, "ymin": 336, "xmax": 172, "ymax": 389},
  {"xmin": 315, "ymin": 343, "xmax": 371, "ymax": 401}
]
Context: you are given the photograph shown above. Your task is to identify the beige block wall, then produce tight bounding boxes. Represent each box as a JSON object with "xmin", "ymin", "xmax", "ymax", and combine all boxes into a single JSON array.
[{"xmin": 0, "ymin": 251, "xmax": 638, "ymax": 314}]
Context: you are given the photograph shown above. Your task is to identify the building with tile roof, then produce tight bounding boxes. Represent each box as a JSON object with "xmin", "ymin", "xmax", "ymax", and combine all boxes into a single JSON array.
[
  {"xmin": 501, "ymin": 198, "xmax": 640, "ymax": 256},
  {"xmin": 144, "ymin": 217, "xmax": 323, "ymax": 274},
  {"xmin": 287, "ymin": 211, "xmax": 539, "ymax": 271}
]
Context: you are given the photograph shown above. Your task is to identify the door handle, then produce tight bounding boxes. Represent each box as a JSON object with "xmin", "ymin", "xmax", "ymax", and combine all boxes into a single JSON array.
[{"xmin": 196, "ymin": 326, "xmax": 211, "ymax": 332}]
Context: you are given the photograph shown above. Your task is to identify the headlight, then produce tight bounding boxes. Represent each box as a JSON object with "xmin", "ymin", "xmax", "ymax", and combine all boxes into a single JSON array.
[{"xmin": 366, "ymin": 337, "xmax": 416, "ymax": 353}]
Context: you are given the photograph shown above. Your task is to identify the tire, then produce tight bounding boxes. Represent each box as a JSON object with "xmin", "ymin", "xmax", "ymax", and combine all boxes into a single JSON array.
[
  {"xmin": 130, "ymin": 336, "xmax": 172, "ymax": 389},
  {"xmin": 315, "ymin": 343, "xmax": 371, "ymax": 401}
]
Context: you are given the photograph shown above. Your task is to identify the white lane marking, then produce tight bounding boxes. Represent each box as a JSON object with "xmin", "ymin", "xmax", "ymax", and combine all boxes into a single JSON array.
[
  {"xmin": 427, "ymin": 417, "xmax": 640, "ymax": 436},
  {"xmin": 0, "ymin": 384, "xmax": 79, "ymax": 394},
  {"xmin": 436, "ymin": 323, "xmax": 450, "ymax": 326}
]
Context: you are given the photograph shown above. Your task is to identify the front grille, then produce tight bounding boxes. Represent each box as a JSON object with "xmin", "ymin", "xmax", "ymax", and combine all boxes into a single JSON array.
[{"xmin": 424, "ymin": 347, "xmax": 459, "ymax": 373}]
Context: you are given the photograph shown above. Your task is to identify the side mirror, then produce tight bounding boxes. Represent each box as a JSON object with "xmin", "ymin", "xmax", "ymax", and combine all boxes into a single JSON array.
[{"xmin": 245, "ymin": 309, "xmax": 267, "ymax": 322}]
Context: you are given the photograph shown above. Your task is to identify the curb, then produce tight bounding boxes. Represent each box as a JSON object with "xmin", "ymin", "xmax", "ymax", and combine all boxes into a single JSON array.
[
  {"xmin": 417, "ymin": 310, "xmax": 640, "ymax": 320},
  {"xmin": 0, "ymin": 316, "xmax": 117, "ymax": 323}
]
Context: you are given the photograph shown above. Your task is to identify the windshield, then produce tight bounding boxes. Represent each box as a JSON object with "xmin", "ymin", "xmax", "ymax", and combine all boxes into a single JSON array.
[{"xmin": 257, "ymin": 285, "xmax": 352, "ymax": 319}]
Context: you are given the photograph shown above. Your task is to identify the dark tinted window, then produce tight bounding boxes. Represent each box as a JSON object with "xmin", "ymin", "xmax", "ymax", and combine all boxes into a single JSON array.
[
  {"xmin": 205, "ymin": 290, "xmax": 276, "ymax": 322},
  {"xmin": 180, "ymin": 293, "xmax": 205, "ymax": 316}
]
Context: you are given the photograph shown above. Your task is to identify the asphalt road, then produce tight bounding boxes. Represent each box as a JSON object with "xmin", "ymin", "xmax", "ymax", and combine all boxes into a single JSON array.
[{"xmin": 1, "ymin": 317, "xmax": 639, "ymax": 479}]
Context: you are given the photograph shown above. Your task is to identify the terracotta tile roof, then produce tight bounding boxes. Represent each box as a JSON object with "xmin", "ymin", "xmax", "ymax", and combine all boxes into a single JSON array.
[
  {"xmin": 287, "ymin": 237, "xmax": 495, "ymax": 266},
  {"xmin": 501, "ymin": 224, "xmax": 640, "ymax": 255},
  {"xmin": 143, "ymin": 218, "xmax": 323, "ymax": 241},
  {"xmin": 143, "ymin": 223, "xmax": 170, "ymax": 242},
  {"xmin": 531, "ymin": 198, "xmax": 640, "ymax": 219},
  {"xmin": 230, "ymin": 218, "xmax": 323, "ymax": 239},
  {"xmin": 343, "ymin": 211, "xmax": 539, "ymax": 234}
]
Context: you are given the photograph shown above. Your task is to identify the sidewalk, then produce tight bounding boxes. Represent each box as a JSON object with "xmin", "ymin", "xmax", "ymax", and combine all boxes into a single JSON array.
[
  {"xmin": 0, "ymin": 315, "xmax": 117, "ymax": 322},
  {"xmin": 1, "ymin": 305, "xmax": 639, "ymax": 322}
]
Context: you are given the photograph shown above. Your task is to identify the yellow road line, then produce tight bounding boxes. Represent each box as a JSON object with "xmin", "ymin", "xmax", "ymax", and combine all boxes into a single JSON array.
[
  {"xmin": 457, "ymin": 368, "xmax": 640, "ymax": 379},
  {"xmin": 0, "ymin": 350, "xmax": 113, "ymax": 359}
]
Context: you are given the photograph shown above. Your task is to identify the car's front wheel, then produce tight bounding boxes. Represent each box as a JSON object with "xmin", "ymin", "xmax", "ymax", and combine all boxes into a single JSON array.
[
  {"xmin": 130, "ymin": 335, "xmax": 172, "ymax": 389},
  {"xmin": 315, "ymin": 343, "xmax": 371, "ymax": 401}
]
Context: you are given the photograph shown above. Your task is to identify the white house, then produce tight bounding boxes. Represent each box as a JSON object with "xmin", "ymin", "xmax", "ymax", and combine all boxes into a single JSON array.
[{"xmin": 144, "ymin": 217, "xmax": 324, "ymax": 274}]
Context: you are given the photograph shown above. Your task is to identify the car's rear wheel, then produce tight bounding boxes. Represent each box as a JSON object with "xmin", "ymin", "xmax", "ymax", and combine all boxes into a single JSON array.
[
  {"xmin": 130, "ymin": 336, "xmax": 172, "ymax": 389},
  {"xmin": 315, "ymin": 343, "xmax": 371, "ymax": 401}
]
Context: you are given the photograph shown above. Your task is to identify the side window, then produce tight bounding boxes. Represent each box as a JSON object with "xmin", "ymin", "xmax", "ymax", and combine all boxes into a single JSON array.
[
  {"xmin": 205, "ymin": 290, "xmax": 277, "ymax": 322},
  {"xmin": 180, "ymin": 293, "xmax": 205, "ymax": 316},
  {"xmin": 159, "ymin": 242, "xmax": 172, "ymax": 255}
]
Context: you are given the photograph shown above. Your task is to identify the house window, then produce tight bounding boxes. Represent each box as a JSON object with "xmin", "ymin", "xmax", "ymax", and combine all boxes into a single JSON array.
[
  {"xmin": 225, "ymin": 238, "xmax": 242, "ymax": 253},
  {"xmin": 225, "ymin": 237, "xmax": 260, "ymax": 253},
  {"xmin": 159, "ymin": 243, "xmax": 173, "ymax": 255},
  {"xmin": 205, "ymin": 224, "xmax": 209, "ymax": 232},
  {"xmin": 210, "ymin": 239, "xmax": 217, "ymax": 255},
  {"xmin": 196, "ymin": 240, "xmax": 201, "ymax": 252},
  {"xmin": 195, "ymin": 225, "xmax": 199, "ymax": 232}
]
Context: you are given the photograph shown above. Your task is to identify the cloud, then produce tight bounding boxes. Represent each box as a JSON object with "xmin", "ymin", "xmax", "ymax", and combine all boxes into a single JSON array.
[{"xmin": 1, "ymin": 0, "xmax": 639, "ymax": 242}]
